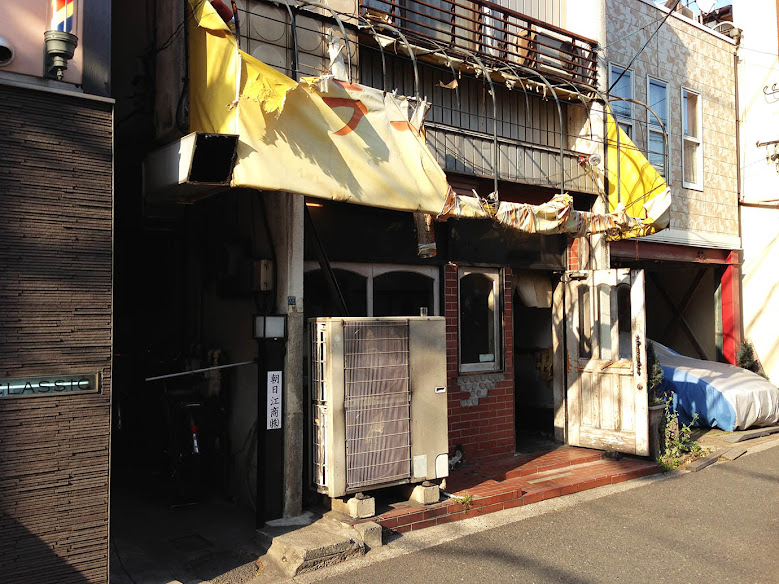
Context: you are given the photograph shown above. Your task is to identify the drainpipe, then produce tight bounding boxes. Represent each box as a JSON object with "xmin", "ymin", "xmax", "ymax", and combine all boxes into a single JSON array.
[
  {"xmin": 733, "ymin": 31, "xmax": 744, "ymax": 363},
  {"xmin": 734, "ymin": 34, "xmax": 742, "ymax": 206}
]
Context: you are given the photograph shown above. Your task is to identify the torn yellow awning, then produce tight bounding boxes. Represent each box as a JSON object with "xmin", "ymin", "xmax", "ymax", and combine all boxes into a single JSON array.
[
  {"xmin": 184, "ymin": 0, "xmax": 669, "ymax": 239},
  {"xmin": 187, "ymin": 0, "xmax": 451, "ymax": 214},
  {"xmin": 605, "ymin": 114, "xmax": 671, "ymax": 239}
]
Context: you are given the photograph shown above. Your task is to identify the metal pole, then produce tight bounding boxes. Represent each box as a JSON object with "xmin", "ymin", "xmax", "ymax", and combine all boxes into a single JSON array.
[{"xmin": 144, "ymin": 360, "xmax": 255, "ymax": 382}]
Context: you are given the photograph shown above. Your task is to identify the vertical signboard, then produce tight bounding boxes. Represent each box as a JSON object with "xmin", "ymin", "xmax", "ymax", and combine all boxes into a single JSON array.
[{"xmin": 266, "ymin": 370, "xmax": 282, "ymax": 430}]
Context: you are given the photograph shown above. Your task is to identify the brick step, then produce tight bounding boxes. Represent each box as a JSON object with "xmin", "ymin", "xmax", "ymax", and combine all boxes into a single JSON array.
[
  {"xmin": 445, "ymin": 447, "xmax": 606, "ymax": 491},
  {"xmin": 373, "ymin": 456, "xmax": 660, "ymax": 534}
]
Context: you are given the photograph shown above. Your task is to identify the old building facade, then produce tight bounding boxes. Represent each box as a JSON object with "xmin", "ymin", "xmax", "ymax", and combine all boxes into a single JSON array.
[
  {"xmin": 0, "ymin": 0, "xmax": 761, "ymax": 580},
  {"xmin": 605, "ymin": 0, "xmax": 742, "ymax": 363}
]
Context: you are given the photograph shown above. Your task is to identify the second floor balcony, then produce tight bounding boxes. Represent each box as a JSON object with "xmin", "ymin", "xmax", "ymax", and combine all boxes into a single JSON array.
[{"xmin": 359, "ymin": 0, "xmax": 598, "ymax": 91}]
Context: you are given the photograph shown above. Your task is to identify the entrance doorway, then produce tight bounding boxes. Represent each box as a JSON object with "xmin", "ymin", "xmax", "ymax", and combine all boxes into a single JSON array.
[{"xmin": 512, "ymin": 272, "xmax": 556, "ymax": 453}]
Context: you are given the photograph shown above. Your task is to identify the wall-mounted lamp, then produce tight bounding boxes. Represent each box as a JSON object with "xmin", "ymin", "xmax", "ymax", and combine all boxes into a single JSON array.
[
  {"xmin": 578, "ymin": 153, "xmax": 602, "ymax": 167},
  {"xmin": 254, "ymin": 315, "xmax": 287, "ymax": 340},
  {"xmin": 44, "ymin": 0, "xmax": 78, "ymax": 80}
]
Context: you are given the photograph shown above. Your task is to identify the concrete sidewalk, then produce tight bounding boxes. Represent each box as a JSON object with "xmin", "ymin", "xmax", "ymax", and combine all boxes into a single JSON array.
[
  {"xmin": 292, "ymin": 437, "xmax": 779, "ymax": 584},
  {"xmin": 250, "ymin": 446, "xmax": 659, "ymax": 582},
  {"xmin": 112, "ymin": 432, "xmax": 778, "ymax": 583}
]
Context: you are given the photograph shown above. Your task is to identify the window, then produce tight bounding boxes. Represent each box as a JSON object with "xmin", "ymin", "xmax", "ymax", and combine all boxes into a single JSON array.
[
  {"xmin": 647, "ymin": 78, "xmax": 668, "ymax": 180},
  {"xmin": 373, "ymin": 271, "xmax": 435, "ymax": 317},
  {"xmin": 304, "ymin": 268, "xmax": 368, "ymax": 318},
  {"xmin": 682, "ymin": 87, "xmax": 703, "ymax": 189},
  {"xmin": 304, "ymin": 262, "xmax": 440, "ymax": 318},
  {"xmin": 577, "ymin": 285, "xmax": 592, "ymax": 359},
  {"xmin": 577, "ymin": 282, "xmax": 631, "ymax": 361},
  {"xmin": 610, "ymin": 64, "xmax": 633, "ymax": 138},
  {"xmin": 616, "ymin": 284, "xmax": 632, "ymax": 360},
  {"xmin": 459, "ymin": 268, "xmax": 501, "ymax": 372}
]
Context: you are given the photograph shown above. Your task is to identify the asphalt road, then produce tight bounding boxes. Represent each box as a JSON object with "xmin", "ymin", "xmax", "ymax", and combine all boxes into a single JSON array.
[{"xmin": 303, "ymin": 443, "xmax": 779, "ymax": 584}]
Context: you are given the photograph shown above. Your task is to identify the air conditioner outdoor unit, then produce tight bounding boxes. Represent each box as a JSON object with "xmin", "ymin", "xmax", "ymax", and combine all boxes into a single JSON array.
[
  {"xmin": 311, "ymin": 317, "xmax": 449, "ymax": 498},
  {"xmin": 532, "ymin": 30, "xmax": 584, "ymax": 83}
]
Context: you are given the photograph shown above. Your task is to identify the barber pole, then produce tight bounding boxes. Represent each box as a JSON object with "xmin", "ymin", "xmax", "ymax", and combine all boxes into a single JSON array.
[{"xmin": 50, "ymin": 0, "xmax": 76, "ymax": 34}]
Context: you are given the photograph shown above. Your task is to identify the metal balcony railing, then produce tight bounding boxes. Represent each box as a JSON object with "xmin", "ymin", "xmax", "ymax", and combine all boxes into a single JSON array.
[{"xmin": 360, "ymin": 0, "xmax": 598, "ymax": 90}]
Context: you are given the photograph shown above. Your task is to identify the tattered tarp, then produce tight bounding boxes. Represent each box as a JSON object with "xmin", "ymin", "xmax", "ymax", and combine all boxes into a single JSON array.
[
  {"xmin": 186, "ymin": 0, "xmax": 669, "ymax": 238},
  {"xmin": 188, "ymin": 0, "xmax": 451, "ymax": 214},
  {"xmin": 605, "ymin": 115, "xmax": 671, "ymax": 239},
  {"xmin": 652, "ymin": 341, "xmax": 779, "ymax": 432}
]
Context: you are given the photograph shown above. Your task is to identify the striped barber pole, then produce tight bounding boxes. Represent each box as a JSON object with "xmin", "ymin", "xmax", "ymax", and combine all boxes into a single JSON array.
[{"xmin": 50, "ymin": 0, "xmax": 75, "ymax": 33}]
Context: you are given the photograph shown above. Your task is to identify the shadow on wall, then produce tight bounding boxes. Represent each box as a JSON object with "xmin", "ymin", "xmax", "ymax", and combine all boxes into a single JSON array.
[{"xmin": 0, "ymin": 514, "xmax": 93, "ymax": 584}]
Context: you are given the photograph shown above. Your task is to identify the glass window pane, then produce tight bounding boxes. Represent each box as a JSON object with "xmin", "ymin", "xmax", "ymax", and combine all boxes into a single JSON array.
[
  {"xmin": 684, "ymin": 139, "xmax": 699, "ymax": 185},
  {"xmin": 618, "ymin": 122, "xmax": 633, "ymax": 140},
  {"xmin": 460, "ymin": 273, "xmax": 497, "ymax": 366},
  {"xmin": 617, "ymin": 285, "xmax": 632, "ymax": 359},
  {"xmin": 597, "ymin": 284, "xmax": 612, "ymax": 360},
  {"xmin": 649, "ymin": 79, "xmax": 667, "ymax": 127},
  {"xmin": 304, "ymin": 269, "xmax": 367, "ymax": 318},
  {"xmin": 373, "ymin": 271, "xmax": 434, "ymax": 317},
  {"xmin": 648, "ymin": 130, "xmax": 665, "ymax": 176},
  {"xmin": 683, "ymin": 90, "xmax": 698, "ymax": 138},
  {"xmin": 577, "ymin": 285, "xmax": 592, "ymax": 359},
  {"xmin": 611, "ymin": 66, "xmax": 632, "ymax": 120}
]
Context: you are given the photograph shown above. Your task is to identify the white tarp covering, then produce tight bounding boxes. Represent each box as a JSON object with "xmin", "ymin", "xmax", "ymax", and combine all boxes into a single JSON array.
[{"xmin": 652, "ymin": 341, "xmax": 779, "ymax": 432}]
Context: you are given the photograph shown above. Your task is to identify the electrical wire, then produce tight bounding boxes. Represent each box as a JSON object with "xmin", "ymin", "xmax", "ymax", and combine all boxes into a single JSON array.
[
  {"xmin": 596, "ymin": 11, "xmax": 679, "ymax": 56},
  {"xmin": 609, "ymin": 0, "xmax": 682, "ymax": 93},
  {"xmin": 154, "ymin": 0, "xmax": 207, "ymax": 56}
]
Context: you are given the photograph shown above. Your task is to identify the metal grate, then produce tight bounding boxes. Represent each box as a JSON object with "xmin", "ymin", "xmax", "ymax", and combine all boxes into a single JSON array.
[{"xmin": 344, "ymin": 320, "xmax": 411, "ymax": 490}]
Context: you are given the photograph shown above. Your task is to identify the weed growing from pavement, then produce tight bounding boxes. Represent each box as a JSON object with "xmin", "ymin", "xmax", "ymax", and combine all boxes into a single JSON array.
[
  {"xmin": 453, "ymin": 492, "xmax": 473, "ymax": 510},
  {"xmin": 658, "ymin": 396, "xmax": 707, "ymax": 471}
]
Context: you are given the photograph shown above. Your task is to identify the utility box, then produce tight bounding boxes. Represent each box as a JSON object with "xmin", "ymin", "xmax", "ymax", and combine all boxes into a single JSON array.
[{"xmin": 310, "ymin": 317, "xmax": 449, "ymax": 498}]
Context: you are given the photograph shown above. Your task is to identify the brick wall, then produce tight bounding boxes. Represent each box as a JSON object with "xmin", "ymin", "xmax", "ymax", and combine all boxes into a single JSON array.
[
  {"xmin": 568, "ymin": 237, "xmax": 580, "ymax": 270},
  {"xmin": 445, "ymin": 264, "xmax": 515, "ymax": 461},
  {"xmin": 0, "ymin": 85, "xmax": 113, "ymax": 584}
]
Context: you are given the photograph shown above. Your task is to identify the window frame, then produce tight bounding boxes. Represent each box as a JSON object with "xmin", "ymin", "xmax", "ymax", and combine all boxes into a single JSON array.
[
  {"xmin": 609, "ymin": 63, "xmax": 634, "ymax": 139},
  {"xmin": 646, "ymin": 75, "xmax": 670, "ymax": 183},
  {"xmin": 458, "ymin": 267, "xmax": 502, "ymax": 373},
  {"xmin": 681, "ymin": 86, "xmax": 703, "ymax": 191},
  {"xmin": 303, "ymin": 262, "xmax": 440, "ymax": 316}
]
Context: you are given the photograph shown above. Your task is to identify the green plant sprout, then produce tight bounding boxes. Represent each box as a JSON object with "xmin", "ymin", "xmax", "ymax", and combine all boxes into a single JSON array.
[{"xmin": 657, "ymin": 395, "xmax": 707, "ymax": 471}]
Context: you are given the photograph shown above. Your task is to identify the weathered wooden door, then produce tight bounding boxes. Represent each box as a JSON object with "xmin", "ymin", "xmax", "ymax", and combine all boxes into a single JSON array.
[{"xmin": 563, "ymin": 269, "xmax": 649, "ymax": 455}]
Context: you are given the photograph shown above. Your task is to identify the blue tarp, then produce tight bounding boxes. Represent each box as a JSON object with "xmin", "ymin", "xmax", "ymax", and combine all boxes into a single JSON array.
[{"xmin": 651, "ymin": 341, "xmax": 779, "ymax": 432}]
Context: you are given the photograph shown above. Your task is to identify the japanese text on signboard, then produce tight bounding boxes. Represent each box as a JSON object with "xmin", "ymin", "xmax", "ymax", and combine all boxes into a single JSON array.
[{"xmin": 267, "ymin": 371, "xmax": 282, "ymax": 430}]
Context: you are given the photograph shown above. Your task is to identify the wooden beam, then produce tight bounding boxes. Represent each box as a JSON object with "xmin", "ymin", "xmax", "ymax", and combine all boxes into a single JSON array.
[
  {"xmin": 649, "ymin": 271, "xmax": 708, "ymax": 360},
  {"xmin": 659, "ymin": 268, "xmax": 706, "ymax": 342},
  {"xmin": 610, "ymin": 240, "xmax": 732, "ymax": 264}
]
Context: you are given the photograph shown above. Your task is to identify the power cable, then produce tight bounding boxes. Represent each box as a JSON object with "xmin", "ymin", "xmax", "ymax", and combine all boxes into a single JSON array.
[
  {"xmin": 609, "ymin": 0, "xmax": 682, "ymax": 93},
  {"xmin": 596, "ymin": 11, "xmax": 676, "ymax": 57}
]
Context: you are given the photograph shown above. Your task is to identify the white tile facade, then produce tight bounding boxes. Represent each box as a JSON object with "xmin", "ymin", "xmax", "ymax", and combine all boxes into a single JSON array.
[{"xmin": 606, "ymin": 0, "xmax": 739, "ymax": 243}]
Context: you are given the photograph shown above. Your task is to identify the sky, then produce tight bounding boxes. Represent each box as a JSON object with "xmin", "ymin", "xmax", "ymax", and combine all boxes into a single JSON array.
[{"xmin": 683, "ymin": 0, "xmax": 731, "ymax": 12}]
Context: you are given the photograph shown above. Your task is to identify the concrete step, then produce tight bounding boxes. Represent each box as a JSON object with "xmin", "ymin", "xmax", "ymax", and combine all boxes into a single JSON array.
[{"xmin": 254, "ymin": 515, "xmax": 370, "ymax": 581}]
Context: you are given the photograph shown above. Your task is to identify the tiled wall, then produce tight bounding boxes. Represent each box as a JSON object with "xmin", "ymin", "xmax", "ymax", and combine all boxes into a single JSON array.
[
  {"xmin": 0, "ymin": 86, "xmax": 113, "ymax": 584},
  {"xmin": 444, "ymin": 264, "xmax": 515, "ymax": 460},
  {"xmin": 606, "ymin": 0, "xmax": 739, "ymax": 243}
]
